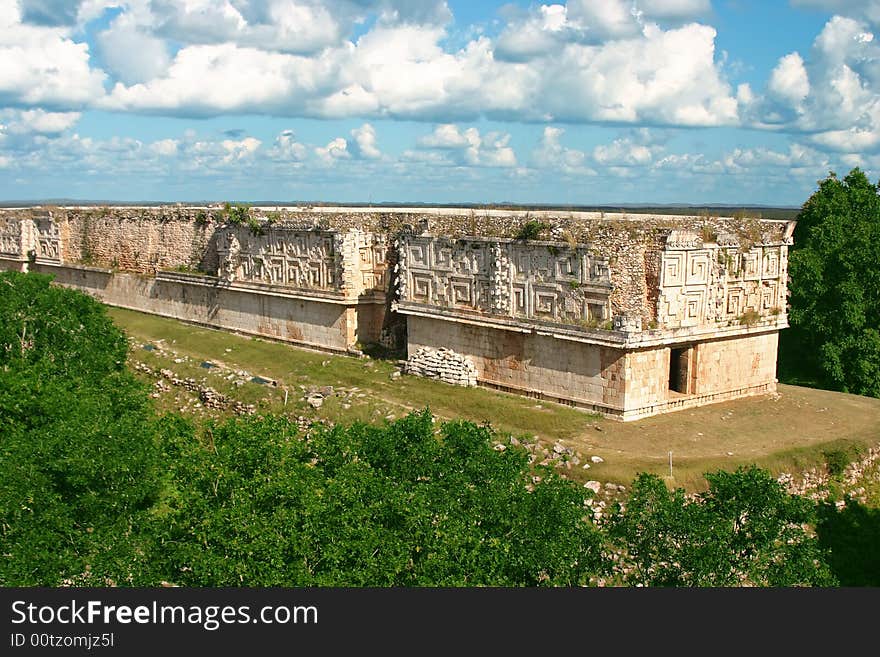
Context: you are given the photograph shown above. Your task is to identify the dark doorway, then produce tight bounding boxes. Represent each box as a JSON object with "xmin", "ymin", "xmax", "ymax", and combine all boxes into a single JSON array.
[{"xmin": 669, "ymin": 347, "xmax": 689, "ymax": 394}]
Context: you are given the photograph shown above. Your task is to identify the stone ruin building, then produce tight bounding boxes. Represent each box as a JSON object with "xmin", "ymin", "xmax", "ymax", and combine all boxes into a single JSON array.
[{"xmin": 0, "ymin": 205, "xmax": 796, "ymax": 420}]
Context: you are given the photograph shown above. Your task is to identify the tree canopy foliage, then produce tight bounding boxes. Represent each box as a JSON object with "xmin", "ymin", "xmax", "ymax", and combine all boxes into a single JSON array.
[
  {"xmin": 0, "ymin": 270, "xmax": 850, "ymax": 587},
  {"xmin": 784, "ymin": 168, "xmax": 880, "ymax": 397},
  {"xmin": 0, "ymin": 272, "xmax": 159, "ymax": 585},
  {"xmin": 607, "ymin": 467, "xmax": 836, "ymax": 586},
  {"xmin": 146, "ymin": 411, "xmax": 606, "ymax": 586}
]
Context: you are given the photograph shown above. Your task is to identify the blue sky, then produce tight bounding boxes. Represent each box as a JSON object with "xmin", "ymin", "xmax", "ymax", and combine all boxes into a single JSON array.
[{"xmin": 2, "ymin": 0, "xmax": 879, "ymax": 206}]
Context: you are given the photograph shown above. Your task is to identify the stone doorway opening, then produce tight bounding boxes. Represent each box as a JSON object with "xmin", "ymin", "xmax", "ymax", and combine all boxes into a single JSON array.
[{"xmin": 669, "ymin": 346, "xmax": 692, "ymax": 394}]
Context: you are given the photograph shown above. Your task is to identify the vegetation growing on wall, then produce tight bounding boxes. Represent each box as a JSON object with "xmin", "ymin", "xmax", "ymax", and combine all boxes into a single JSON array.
[
  {"xmin": 224, "ymin": 202, "xmax": 251, "ymax": 226},
  {"xmin": 514, "ymin": 219, "xmax": 549, "ymax": 241}
]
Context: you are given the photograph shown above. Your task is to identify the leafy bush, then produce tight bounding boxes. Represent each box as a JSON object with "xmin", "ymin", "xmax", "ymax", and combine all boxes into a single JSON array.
[
  {"xmin": 822, "ymin": 445, "xmax": 864, "ymax": 478},
  {"xmin": 225, "ymin": 202, "xmax": 251, "ymax": 226},
  {"xmin": 784, "ymin": 168, "xmax": 880, "ymax": 397},
  {"xmin": 515, "ymin": 220, "xmax": 549, "ymax": 241}
]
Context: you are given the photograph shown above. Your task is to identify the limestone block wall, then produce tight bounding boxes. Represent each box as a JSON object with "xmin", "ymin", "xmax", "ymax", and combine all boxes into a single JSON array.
[
  {"xmin": 624, "ymin": 348, "xmax": 670, "ymax": 410},
  {"xmin": 0, "ymin": 205, "xmax": 794, "ymax": 420},
  {"xmin": 0, "ymin": 206, "xmax": 794, "ymax": 327},
  {"xmin": 407, "ymin": 315, "xmax": 627, "ymax": 413},
  {"xmin": 58, "ymin": 208, "xmax": 218, "ymax": 274},
  {"xmin": 619, "ymin": 331, "xmax": 780, "ymax": 420},
  {"xmin": 694, "ymin": 331, "xmax": 779, "ymax": 396},
  {"xmin": 29, "ymin": 263, "xmax": 363, "ymax": 352}
]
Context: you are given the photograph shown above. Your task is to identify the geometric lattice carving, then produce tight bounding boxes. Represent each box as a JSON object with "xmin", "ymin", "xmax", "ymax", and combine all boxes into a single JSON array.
[
  {"xmin": 686, "ymin": 251, "xmax": 710, "ymax": 285},
  {"xmin": 658, "ymin": 240, "xmax": 789, "ymax": 330},
  {"xmin": 217, "ymin": 227, "xmax": 340, "ymax": 291},
  {"xmin": 662, "ymin": 252, "xmax": 685, "ymax": 287},
  {"xmin": 762, "ymin": 249, "xmax": 779, "ymax": 278},
  {"xmin": 399, "ymin": 235, "xmax": 611, "ymax": 324},
  {"xmin": 412, "ymin": 273, "xmax": 433, "ymax": 301},
  {"xmin": 743, "ymin": 250, "xmax": 760, "ymax": 280},
  {"xmin": 0, "ymin": 222, "xmax": 21, "ymax": 255},
  {"xmin": 534, "ymin": 287, "xmax": 557, "ymax": 316}
]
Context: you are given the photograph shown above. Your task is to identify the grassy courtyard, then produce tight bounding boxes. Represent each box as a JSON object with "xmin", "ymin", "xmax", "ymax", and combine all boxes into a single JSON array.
[{"xmin": 108, "ymin": 307, "xmax": 880, "ymax": 492}]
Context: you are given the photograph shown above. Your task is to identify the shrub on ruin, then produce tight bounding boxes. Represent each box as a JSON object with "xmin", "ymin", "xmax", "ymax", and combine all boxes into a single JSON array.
[
  {"xmin": 224, "ymin": 202, "xmax": 251, "ymax": 226},
  {"xmin": 514, "ymin": 219, "xmax": 549, "ymax": 241}
]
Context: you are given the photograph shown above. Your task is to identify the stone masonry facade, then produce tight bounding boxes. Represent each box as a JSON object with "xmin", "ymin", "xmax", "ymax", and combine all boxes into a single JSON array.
[{"xmin": 0, "ymin": 205, "xmax": 796, "ymax": 420}]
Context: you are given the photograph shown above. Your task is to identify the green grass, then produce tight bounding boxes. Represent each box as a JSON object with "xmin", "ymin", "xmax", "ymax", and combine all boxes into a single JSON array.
[
  {"xmin": 108, "ymin": 306, "xmax": 880, "ymax": 493},
  {"xmin": 109, "ymin": 307, "xmax": 599, "ymax": 442}
]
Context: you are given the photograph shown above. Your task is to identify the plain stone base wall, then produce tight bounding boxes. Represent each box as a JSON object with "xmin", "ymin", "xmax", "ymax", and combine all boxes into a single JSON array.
[
  {"xmin": 622, "ymin": 331, "xmax": 779, "ymax": 419},
  {"xmin": 0, "ymin": 256, "xmax": 27, "ymax": 272},
  {"xmin": 407, "ymin": 315, "xmax": 627, "ymax": 414},
  {"xmin": 619, "ymin": 382, "xmax": 777, "ymax": 421},
  {"xmin": 28, "ymin": 263, "xmax": 364, "ymax": 353},
  {"xmin": 695, "ymin": 331, "xmax": 779, "ymax": 395},
  {"xmin": 407, "ymin": 314, "xmax": 782, "ymax": 421},
  {"xmin": 355, "ymin": 301, "xmax": 386, "ymax": 346}
]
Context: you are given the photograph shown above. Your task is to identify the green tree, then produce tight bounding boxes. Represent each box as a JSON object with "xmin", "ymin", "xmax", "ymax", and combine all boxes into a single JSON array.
[
  {"xmin": 0, "ymin": 272, "xmax": 160, "ymax": 585},
  {"xmin": 783, "ymin": 168, "xmax": 880, "ymax": 396},
  {"xmin": 148, "ymin": 411, "xmax": 608, "ymax": 586},
  {"xmin": 608, "ymin": 466, "xmax": 836, "ymax": 587}
]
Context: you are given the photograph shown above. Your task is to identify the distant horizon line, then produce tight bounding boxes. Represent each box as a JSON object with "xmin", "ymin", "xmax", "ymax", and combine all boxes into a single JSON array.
[{"xmin": 0, "ymin": 199, "xmax": 801, "ymax": 211}]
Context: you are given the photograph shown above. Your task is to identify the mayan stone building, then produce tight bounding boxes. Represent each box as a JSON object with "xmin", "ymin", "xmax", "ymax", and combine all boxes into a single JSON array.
[{"xmin": 0, "ymin": 205, "xmax": 796, "ymax": 420}]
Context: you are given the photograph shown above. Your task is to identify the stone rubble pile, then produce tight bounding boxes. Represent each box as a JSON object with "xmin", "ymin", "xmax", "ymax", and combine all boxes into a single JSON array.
[
  {"xmin": 133, "ymin": 361, "xmax": 255, "ymax": 415},
  {"xmin": 777, "ymin": 444, "xmax": 880, "ymax": 503},
  {"xmin": 492, "ymin": 435, "xmax": 625, "ymax": 524},
  {"xmin": 405, "ymin": 347, "xmax": 477, "ymax": 387}
]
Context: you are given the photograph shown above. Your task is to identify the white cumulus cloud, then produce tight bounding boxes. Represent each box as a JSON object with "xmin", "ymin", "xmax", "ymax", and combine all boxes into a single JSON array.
[
  {"xmin": 0, "ymin": 2, "xmax": 106, "ymax": 108},
  {"xmin": 349, "ymin": 123, "xmax": 381, "ymax": 159},
  {"xmin": 416, "ymin": 124, "xmax": 516, "ymax": 167},
  {"xmin": 268, "ymin": 129, "xmax": 309, "ymax": 161},
  {"xmin": 96, "ymin": 12, "xmax": 172, "ymax": 84},
  {"xmin": 531, "ymin": 126, "xmax": 590, "ymax": 174},
  {"xmin": 315, "ymin": 136, "xmax": 350, "ymax": 165}
]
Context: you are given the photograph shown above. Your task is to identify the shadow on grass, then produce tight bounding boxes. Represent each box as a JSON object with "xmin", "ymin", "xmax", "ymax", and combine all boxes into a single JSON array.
[{"xmin": 816, "ymin": 499, "xmax": 880, "ymax": 586}]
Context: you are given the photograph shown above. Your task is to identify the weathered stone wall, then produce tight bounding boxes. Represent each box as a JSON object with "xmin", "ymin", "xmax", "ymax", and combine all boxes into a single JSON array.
[
  {"xmin": 619, "ymin": 331, "xmax": 779, "ymax": 419},
  {"xmin": 694, "ymin": 331, "xmax": 779, "ymax": 395},
  {"xmin": 0, "ymin": 205, "xmax": 793, "ymax": 420},
  {"xmin": 624, "ymin": 348, "xmax": 670, "ymax": 410},
  {"xmin": 0, "ymin": 214, "xmax": 35, "ymax": 260},
  {"xmin": 30, "ymin": 263, "xmax": 366, "ymax": 353},
  {"xmin": 214, "ymin": 225, "xmax": 389, "ymax": 300},
  {"xmin": 2, "ymin": 206, "xmax": 791, "ymax": 325},
  {"xmin": 407, "ymin": 315, "xmax": 627, "ymax": 413},
  {"xmin": 55, "ymin": 208, "xmax": 218, "ymax": 274},
  {"xmin": 657, "ymin": 230, "xmax": 790, "ymax": 330}
]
